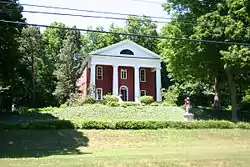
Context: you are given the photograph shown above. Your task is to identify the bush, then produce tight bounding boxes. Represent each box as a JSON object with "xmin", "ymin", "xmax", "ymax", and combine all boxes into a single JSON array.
[
  {"xmin": 161, "ymin": 86, "xmax": 179, "ymax": 106},
  {"xmin": 120, "ymin": 102, "xmax": 139, "ymax": 107},
  {"xmin": 107, "ymin": 101, "xmax": 120, "ymax": 107},
  {"xmin": 66, "ymin": 94, "xmax": 95, "ymax": 107},
  {"xmin": 150, "ymin": 102, "xmax": 161, "ymax": 106},
  {"xmin": 1, "ymin": 119, "xmax": 246, "ymax": 130},
  {"xmin": 239, "ymin": 89, "xmax": 250, "ymax": 111},
  {"xmin": 140, "ymin": 96, "xmax": 154, "ymax": 105},
  {"xmin": 103, "ymin": 95, "xmax": 119, "ymax": 104},
  {"xmin": 16, "ymin": 107, "xmax": 29, "ymax": 114},
  {"xmin": 79, "ymin": 96, "xmax": 96, "ymax": 105},
  {"xmin": 237, "ymin": 122, "xmax": 250, "ymax": 129}
]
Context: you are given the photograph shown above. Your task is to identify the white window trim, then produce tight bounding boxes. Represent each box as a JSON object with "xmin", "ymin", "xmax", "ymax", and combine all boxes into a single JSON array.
[
  {"xmin": 141, "ymin": 90, "xmax": 147, "ymax": 96},
  {"xmin": 121, "ymin": 69, "xmax": 127, "ymax": 79},
  {"xmin": 140, "ymin": 69, "xmax": 146, "ymax": 82},
  {"xmin": 96, "ymin": 88, "xmax": 103, "ymax": 100},
  {"xmin": 96, "ymin": 66, "xmax": 103, "ymax": 80}
]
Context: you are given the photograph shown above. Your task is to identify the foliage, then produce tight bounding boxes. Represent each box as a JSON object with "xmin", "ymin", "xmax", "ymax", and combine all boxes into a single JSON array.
[
  {"xmin": 8, "ymin": 106, "xmax": 184, "ymax": 121},
  {"xmin": 41, "ymin": 22, "xmax": 67, "ymax": 106},
  {"xmin": 106, "ymin": 102, "xmax": 120, "ymax": 107},
  {"xmin": 66, "ymin": 93, "xmax": 95, "ymax": 106},
  {"xmin": 236, "ymin": 122, "xmax": 250, "ymax": 129},
  {"xmin": 53, "ymin": 27, "xmax": 83, "ymax": 104},
  {"xmin": 80, "ymin": 96, "xmax": 96, "ymax": 105},
  {"xmin": 18, "ymin": 27, "xmax": 48, "ymax": 107},
  {"xmin": 161, "ymin": 85, "xmax": 180, "ymax": 106},
  {"xmin": 139, "ymin": 96, "xmax": 154, "ymax": 105},
  {"xmin": 103, "ymin": 94, "xmax": 119, "ymax": 104},
  {"xmin": 0, "ymin": 0, "xmax": 25, "ymax": 110},
  {"xmin": 0, "ymin": 119, "xmax": 244, "ymax": 130},
  {"xmin": 120, "ymin": 102, "xmax": 139, "ymax": 107},
  {"xmin": 239, "ymin": 89, "xmax": 250, "ymax": 111},
  {"xmin": 160, "ymin": 0, "xmax": 250, "ymax": 121},
  {"xmin": 150, "ymin": 102, "xmax": 161, "ymax": 106}
]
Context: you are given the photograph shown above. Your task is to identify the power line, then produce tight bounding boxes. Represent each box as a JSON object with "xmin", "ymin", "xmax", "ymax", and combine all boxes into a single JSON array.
[
  {"xmin": 3, "ymin": 1, "xmax": 248, "ymax": 29},
  {"xmin": 0, "ymin": 0, "xmax": 171, "ymax": 20},
  {"xmin": 22, "ymin": 10, "xmax": 170, "ymax": 24},
  {"xmin": 21, "ymin": 10, "xmax": 250, "ymax": 30},
  {"xmin": 1, "ymin": 19, "xmax": 250, "ymax": 47}
]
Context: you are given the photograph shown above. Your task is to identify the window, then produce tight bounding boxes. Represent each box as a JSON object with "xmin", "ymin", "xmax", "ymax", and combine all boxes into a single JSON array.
[
  {"xmin": 120, "ymin": 49, "xmax": 134, "ymax": 55},
  {"xmin": 121, "ymin": 69, "xmax": 127, "ymax": 79},
  {"xmin": 96, "ymin": 66, "xmax": 103, "ymax": 80},
  {"xmin": 140, "ymin": 69, "xmax": 146, "ymax": 82},
  {"xmin": 96, "ymin": 88, "xmax": 103, "ymax": 100},
  {"xmin": 141, "ymin": 90, "xmax": 147, "ymax": 96}
]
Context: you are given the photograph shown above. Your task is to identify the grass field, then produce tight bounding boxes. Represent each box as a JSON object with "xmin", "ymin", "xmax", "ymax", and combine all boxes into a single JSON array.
[
  {"xmin": 2, "ymin": 106, "xmax": 185, "ymax": 122},
  {"xmin": 1, "ymin": 129, "xmax": 250, "ymax": 167}
]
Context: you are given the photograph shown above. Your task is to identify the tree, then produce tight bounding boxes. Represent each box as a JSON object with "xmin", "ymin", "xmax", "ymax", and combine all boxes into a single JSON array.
[
  {"xmin": 125, "ymin": 16, "xmax": 159, "ymax": 53},
  {"xmin": 42, "ymin": 22, "xmax": 67, "ymax": 106},
  {"xmin": 19, "ymin": 27, "xmax": 46, "ymax": 107},
  {"xmin": 160, "ymin": 0, "xmax": 250, "ymax": 121},
  {"xmin": 53, "ymin": 27, "xmax": 83, "ymax": 103},
  {"xmin": 0, "ymin": 0, "xmax": 25, "ymax": 110}
]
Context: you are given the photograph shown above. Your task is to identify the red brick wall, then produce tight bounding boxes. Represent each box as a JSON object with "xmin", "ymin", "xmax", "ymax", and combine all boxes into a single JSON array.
[
  {"xmin": 76, "ymin": 66, "xmax": 88, "ymax": 95},
  {"xmin": 82, "ymin": 65, "xmax": 156, "ymax": 101},
  {"xmin": 118, "ymin": 66, "xmax": 134, "ymax": 101},
  {"xmin": 95, "ymin": 65, "xmax": 113, "ymax": 95},
  {"xmin": 140, "ymin": 68, "xmax": 156, "ymax": 100}
]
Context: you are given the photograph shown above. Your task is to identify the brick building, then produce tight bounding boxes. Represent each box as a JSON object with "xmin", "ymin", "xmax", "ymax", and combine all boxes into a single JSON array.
[{"xmin": 76, "ymin": 40, "xmax": 162, "ymax": 102}]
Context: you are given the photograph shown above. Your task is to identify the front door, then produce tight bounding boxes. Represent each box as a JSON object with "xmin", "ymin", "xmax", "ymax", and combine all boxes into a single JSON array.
[{"xmin": 120, "ymin": 86, "xmax": 128, "ymax": 101}]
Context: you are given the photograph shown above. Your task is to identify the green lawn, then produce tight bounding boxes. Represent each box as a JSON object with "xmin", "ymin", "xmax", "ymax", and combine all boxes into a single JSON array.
[
  {"xmin": 3, "ymin": 106, "xmax": 185, "ymax": 122},
  {"xmin": 1, "ymin": 129, "xmax": 250, "ymax": 167}
]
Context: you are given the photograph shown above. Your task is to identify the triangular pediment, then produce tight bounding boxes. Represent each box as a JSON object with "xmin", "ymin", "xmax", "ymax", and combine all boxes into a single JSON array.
[{"xmin": 89, "ymin": 40, "xmax": 161, "ymax": 60}]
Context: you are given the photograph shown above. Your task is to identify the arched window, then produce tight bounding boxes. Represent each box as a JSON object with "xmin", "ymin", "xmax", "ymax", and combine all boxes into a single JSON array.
[{"xmin": 120, "ymin": 49, "xmax": 134, "ymax": 55}]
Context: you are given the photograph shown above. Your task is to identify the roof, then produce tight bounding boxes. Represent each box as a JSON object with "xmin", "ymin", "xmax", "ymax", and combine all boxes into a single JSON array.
[{"xmin": 89, "ymin": 39, "xmax": 161, "ymax": 59}]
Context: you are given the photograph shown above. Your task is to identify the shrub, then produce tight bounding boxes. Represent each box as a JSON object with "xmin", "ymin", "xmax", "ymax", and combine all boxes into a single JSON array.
[
  {"xmin": 150, "ymin": 102, "xmax": 161, "ymax": 106},
  {"xmin": 239, "ymin": 89, "xmax": 250, "ymax": 111},
  {"xmin": 120, "ymin": 102, "xmax": 139, "ymax": 107},
  {"xmin": 66, "ymin": 93, "xmax": 81, "ymax": 106},
  {"xmin": 79, "ymin": 95, "xmax": 96, "ymax": 105},
  {"xmin": 103, "ymin": 95, "xmax": 119, "ymax": 104},
  {"xmin": 1, "ymin": 120, "xmax": 245, "ymax": 130},
  {"xmin": 140, "ymin": 96, "xmax": 154, "ymax": 105},
  {"xmin": 161, "ymin": 86, "xmax": 179, "ymax": 106},
  {"xmin": 59, "ymin": 104, "xmax": 67, "ymax": 109},
  {"xmin": 66, "ymin": 94, "xmax": 95, "ymax": 106},
  {"xmin": 16, "ymin": 107, "xmax": 29, "ymax": 114},
  {"xmin": 237, "ymin": 122, "xmax": 250, "ymax": 129},
  {"xmin": 107, "ymin": 101, "xmax": 120, "ymax": 107}
]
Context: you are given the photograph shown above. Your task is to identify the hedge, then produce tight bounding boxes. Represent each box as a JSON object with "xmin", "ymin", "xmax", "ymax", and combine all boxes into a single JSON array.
[{"xmin": 0, "ymin": 120, "xmax": 250, "ymax": 130}]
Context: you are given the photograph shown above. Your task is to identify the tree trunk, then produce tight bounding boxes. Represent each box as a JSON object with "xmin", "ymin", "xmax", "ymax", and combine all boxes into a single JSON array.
[
  {"xmin": 213, "ymin": 76, "xmax": 221, "ymax": 110},
  {"xmin": 225, "ymin": 68, "xmax": 238, "ymax": 121},
  {"xmin": 31, "ymin": 43, "xmax": 36, "ymax": 108}
]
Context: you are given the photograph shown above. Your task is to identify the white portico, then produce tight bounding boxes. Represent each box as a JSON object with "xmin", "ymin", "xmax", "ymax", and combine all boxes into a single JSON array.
[{"xmin": 87, "ymin": 40, "xmax": 162, "ymax": 102}]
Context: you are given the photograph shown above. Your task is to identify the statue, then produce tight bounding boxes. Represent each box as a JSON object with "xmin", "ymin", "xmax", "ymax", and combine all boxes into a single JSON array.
[
  {"xmin": 184, "ymin": 97, "xmax": 191, "ymax": 114},
  {"xmin": 183, "ymin": 97, "xmax": 194, "ymax": 121}
]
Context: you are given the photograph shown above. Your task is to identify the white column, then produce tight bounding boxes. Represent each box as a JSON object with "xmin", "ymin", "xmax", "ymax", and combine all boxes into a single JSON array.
[
  {"xmin": 90, "ymin": 63, "xmax": 96, "ymax": 98},
  {"xmin": 112, "ymin": 65, "xmax": 119, "ymax": 96},
  {"xmin": 134, "ymin": 65, "xmax": 140, "ymax": 102},
  {"xmin": 156, "ymin": 67, "xmax": 162, "ymax": 102}
]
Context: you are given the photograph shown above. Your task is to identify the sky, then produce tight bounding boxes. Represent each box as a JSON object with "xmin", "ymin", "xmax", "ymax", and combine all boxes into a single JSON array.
[{"xmin": 19, "ymin": 0, "xmax": 170, "ymax": 32}]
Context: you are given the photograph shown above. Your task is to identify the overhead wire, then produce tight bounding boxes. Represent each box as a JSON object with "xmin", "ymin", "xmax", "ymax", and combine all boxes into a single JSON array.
[
  {"xmin": 22, "ymin": 10, "xmax": 171, "ymax": 24},
  {"xmin": 0, "ymin": 0, "xmax": 171, "ymax": 20},
  {"xmin": 2, "ymin": 1, "xmax": 249, "ymax": 30},
  {"xmin": 1, "ymin": 19, "xmax": 250, "ymax": 47}
]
